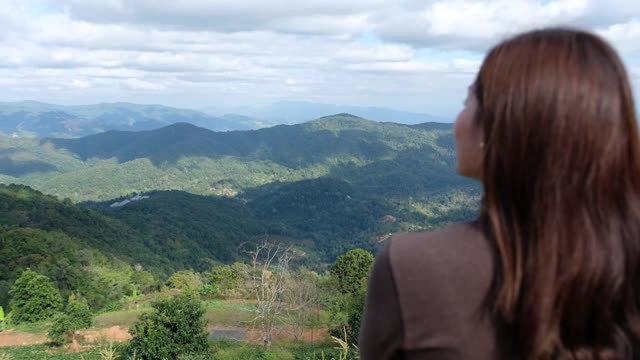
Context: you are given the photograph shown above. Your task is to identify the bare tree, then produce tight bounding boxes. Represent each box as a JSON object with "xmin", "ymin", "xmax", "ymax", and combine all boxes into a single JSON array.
[{"xmin": 248, "ymin": 238, "xmax": 292, "ymax": 349}]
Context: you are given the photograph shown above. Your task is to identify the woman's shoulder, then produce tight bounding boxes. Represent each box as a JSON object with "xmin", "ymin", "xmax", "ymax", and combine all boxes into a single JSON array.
[
  {"xmin": 387, "ymin": 221, "xmax": 489, "ymax": 272},
  {"xmin": 381, "ymin": 221, "xmax": 496, "ymax": 352}
]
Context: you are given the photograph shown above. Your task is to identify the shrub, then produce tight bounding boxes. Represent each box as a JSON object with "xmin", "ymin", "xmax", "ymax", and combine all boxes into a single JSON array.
[
  {"xmin": 65, "ymin": 294, "xmax": 93, "ymax": 329},
  {"xmin": 47, "ymin": 294, "xmax": 93, "ymax": 345},
  {"xmin": 128, "ymin": 294, "xmax": 209, "ymax": 359},
  {"xmin": 9, "ymin": 269, "xmax": 62, "ymax": 323},
  {"xmin": 47, "ymin": 312, "xmax": 72, "ymax": 345}
]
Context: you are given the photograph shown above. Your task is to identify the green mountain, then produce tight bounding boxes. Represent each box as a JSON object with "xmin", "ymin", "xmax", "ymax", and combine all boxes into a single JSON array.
[
  {"xmin": 0, "ymin": 114, "xmax": 473, "ymax": 200},
  {"xmin": 0, "ymin": 101, "xmax": 258, "ymax": 138},
  {"xmin": 0, "ymin": 114, "xmax": 480, "ymax": 259}
]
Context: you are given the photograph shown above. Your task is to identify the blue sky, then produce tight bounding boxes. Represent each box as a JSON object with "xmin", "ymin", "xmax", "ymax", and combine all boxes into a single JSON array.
[{"xmin": 1, "ymin": 0, "xmax": 639, "ymax": 119}]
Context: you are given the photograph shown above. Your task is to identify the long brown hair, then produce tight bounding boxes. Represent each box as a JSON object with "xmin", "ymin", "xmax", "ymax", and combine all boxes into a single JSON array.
[{"xmin": 476, "ymin": 28, "xmax": 640, "ymax": 359}]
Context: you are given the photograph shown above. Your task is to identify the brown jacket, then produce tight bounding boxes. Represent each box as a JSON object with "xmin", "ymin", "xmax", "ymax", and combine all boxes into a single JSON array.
[{"xmin": 359, "ymin": 222, "xmax": 504, "ymax": 360}]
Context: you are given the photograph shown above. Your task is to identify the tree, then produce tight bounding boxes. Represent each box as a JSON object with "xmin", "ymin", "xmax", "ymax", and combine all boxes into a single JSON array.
[
  {"xmin": 204, "ymin": 265, "xmax": 237, "ymax": 294},
  {"xmin": 167, "ymin": 270, "xmax": 202, "ymax": 290},
  {"xmin": 345, "ymin": 279, "xmax": 368, "ymax": 345},
  {"xmin": 248, "ymin": 239, "xmax": 293, "ymax": 349},
  {"xmin": 9, "ymin": 269, "xmax": 62, "ymax": 323},
  {"xmin": 65, "ymin": 294, "xmax": 93, "ymax": 329},
  {"xmin": 330, "ymin": 249, "xmax": 374, "ymax": 296},
  {"xmin": 328, "ymin": 249, "xmax": 374, "ymax": 346},
  {"xmin": 48, "ymin": 313, "xmax": 73, "ymax": 345},
  {"xmin": 128, "ymin": 294, "xmax": 209, "ymax": 360},
  {"xmin": 129, "ymin": 270, "xmax": 155, "ymax": 294},
  {"xmin": 47, "ymin": 294, "xmax": 93, "ymax": 345}
]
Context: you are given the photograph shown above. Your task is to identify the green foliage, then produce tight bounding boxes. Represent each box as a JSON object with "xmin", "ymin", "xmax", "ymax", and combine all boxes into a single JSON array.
[
  {"xmin": 96, "ymin": 190, "xmax": 267, "ymax": 267},
  {"xmin": 9, "ymin": 269, "xmax": 62, "ymax": 323},
  {"xmin": 47, "ymin": 312, "xmax": 72, "ymax": 345},
  {"xmin": 0, "ymin": 306, "xmax": 5, "ymax": 331},
  {"xmin": 0, "ymin": 184, "xmax": 174, "ymax": 311},
  {"xmin": 47, "ymin": 294, "xmax": 93, "ymax": 345},
  {"xmin": 167, "ymin": 270, "xmax": 202, "ymax": 290},
  {"xmin": 203, "ymin": 263, "xmax": 250, "ymax": 298},
  {"xmin": 330, "ymin": 249, "xmax": 374, "ymax": 296},
  {"xmin": 66, "ymin": 294, "xmax": 93, "ymax": 329},
  {"xmin": 345, "ymin": 281, "xmax": 367, "ymax": 345},
  {"xmin": 0, "ymin": 342, "xmax": 128, "ymax": 359},
  {"xmin": 0, "ymin": 184, "xmax": 171, "ymax": 272},
  {"xmin": 128, "ymin": 294, "xmax": 209, "ymax": 360},
  {"xmin": 327, "ymin": 249, "xmax": 373, "ymax": 346},
  {"xmin": 129, "ymin": 270, "xmax": 155, "ymax": 294}
]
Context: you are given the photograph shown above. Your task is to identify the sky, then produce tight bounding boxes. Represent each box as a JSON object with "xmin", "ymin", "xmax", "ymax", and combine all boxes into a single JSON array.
[{"xmin": 1, "ymin": 0, "xmax": 640, "ymax": 118}]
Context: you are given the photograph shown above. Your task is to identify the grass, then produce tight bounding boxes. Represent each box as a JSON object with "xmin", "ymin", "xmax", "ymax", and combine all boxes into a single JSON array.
[
  {"xmin": 0, "ymin": 343, "xmax": 127, "ymax": 360},
  {"xmin": 207, "ymin": 339, "xmax": 346, "ymax": 360},
  {"xmin": 12, "ymin": 321, "xmax": 49, "ymax": 334},
  {"xmin": 94, "ymin": 300, "xmax": 257, "ymax": 329},
  {"xmin": 203, "ymin": 300, "xmax": 256, "ymax": 327},
  {"xmin": 94, "ymin": 308, "xmax": 149, "ymax": 328},
  {"xmin": 0, "ymin": 341, "xmax": 349, "ymax": 360}
]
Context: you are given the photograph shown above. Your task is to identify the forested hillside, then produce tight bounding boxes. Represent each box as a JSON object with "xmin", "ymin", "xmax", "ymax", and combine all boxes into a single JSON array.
[
  {"xmin": 0, "ymin": 184, "xmax": 150, "ymax": 310},
  {"xmin": 0, "ymin": 185, "xmax": 268, "ymax": 311},
  {"xmin": 0, "ymin": 114, "xmax": 475, "ymax": 202}
]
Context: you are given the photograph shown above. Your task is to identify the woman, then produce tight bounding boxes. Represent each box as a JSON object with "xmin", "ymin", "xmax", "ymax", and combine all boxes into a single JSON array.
[{"xmin": 359, "ymin": 28, "xmax": 640, "ymax": 360}]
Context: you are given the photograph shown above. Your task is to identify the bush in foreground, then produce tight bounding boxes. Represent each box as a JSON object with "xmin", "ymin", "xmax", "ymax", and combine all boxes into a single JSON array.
[
  {"xmin": 48, "ymin": 294, "xmax": 93, "ymax": 345},
  {"xmin": 128, "ymin": 293, "xmax": 209, "ymax": 359},
  {"xmin": 9, "ymin": 269, "xmax": 62, "ymax": 323}
]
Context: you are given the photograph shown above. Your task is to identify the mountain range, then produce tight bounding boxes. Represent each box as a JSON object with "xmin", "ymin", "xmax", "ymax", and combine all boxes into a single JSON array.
[
  {"xmin": 0, "ymin": 101, "xmax": 259, "ymax": 138},
  {"xmin": 202, "ymin": 100, "xmax": 449, "ymax": 125},
  {"xmin": 0, "ymin": 100, "xmax": 450, "ymax": 138}
]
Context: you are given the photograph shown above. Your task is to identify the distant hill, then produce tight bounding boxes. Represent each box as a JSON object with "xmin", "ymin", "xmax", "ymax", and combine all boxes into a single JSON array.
[
  {"xmin": 0, "ymin": 114, "xmax": 472, "ymax": 201},
  {"xmin": 1, "ymin": 100, "xmax": 451, "ymax": 138},
  {"xmin": 0, "ymin": 101, "xmax": 259, "ymax": 138},
  {"xmin": 203, "ymin": 100, "xmax": 450, "ymax": 125}
]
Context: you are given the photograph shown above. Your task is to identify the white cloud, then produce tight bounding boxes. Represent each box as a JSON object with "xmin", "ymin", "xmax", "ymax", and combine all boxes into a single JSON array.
[
  {"xmin": 71, "ymin": 79, "xmax": 90, "ymax": 89},
  {"xmin": 373, "ymin": 0, "xmax": 595, "ymax": 50},
  {"xmin": 0, "ymin": 0, "xmax": 638, "ymax": 117},
  {"xmin": 598, "ymin": 20, "xmax": 640, "ymax": 54}
]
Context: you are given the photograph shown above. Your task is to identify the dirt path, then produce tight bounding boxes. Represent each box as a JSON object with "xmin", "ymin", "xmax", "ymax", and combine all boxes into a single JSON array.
[
  {"xmin": 1, "ymin": 324, "xmax": 328, "ymax": 348},
  {"xmin": 0, "ymin": 328, "xmax": 48, "ymax": 347},
  {"xmin": 78, "ymin": 326, "xmax": 132, "ymax": 343},
  {"xmin": 0, "ymin": 326, "xmax": 132, "ymax": 348}
]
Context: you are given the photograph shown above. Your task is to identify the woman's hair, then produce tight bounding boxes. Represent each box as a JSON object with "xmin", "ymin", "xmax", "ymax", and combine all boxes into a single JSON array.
[{"xmin": 476, "ymin": 28, "xmax": 640, "ymax": 359}]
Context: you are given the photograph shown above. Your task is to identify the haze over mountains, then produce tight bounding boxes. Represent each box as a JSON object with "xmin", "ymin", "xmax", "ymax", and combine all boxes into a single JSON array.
[
  {"xmin": 202, "ymin": 100, "xmax": 449, "ymax": 126},
  {"xmin": 0, "ymin": 100, "xmax": 449, "ymax": 139}
]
